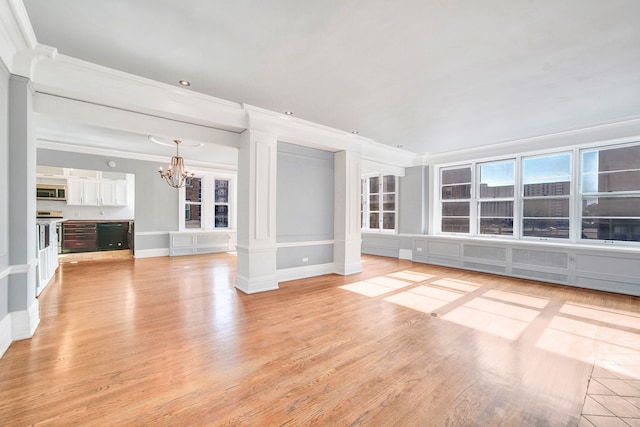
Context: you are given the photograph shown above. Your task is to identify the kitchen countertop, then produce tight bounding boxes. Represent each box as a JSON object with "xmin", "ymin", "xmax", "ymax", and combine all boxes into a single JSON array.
[{"xmin": 36, "ymin": 218, "xmax": 65, "ymax": 225}]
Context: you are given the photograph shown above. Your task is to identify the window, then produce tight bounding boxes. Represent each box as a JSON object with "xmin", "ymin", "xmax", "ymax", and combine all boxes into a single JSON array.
[
  {"xmin": 478, "ymin": 161, "xmax": 514, "ymax": 236},
  {"xmin": 184, "ymin": 177, "xmax": 202, "ymax": 229},
  {"xmin": 441, "ymin": 166, "xmax": 471, "ymax": 233},
  {"xmin": 580, "ymin": 144, "xmax": 640, "ymax": 242},
  {"xmin": 362, "ymin": 174, "xmax": 397, "ymax": 231},
  {"xmin": 436, "ymin": 140, "xmax": 640, "ymax": 246},
  {"xmin": 522, "ymin": 153, "xmax": 571, "ymax": 239},
  {"xmin": 181, "ymin": 175, "xmax": 235, "ymax": 231},
  {"xmin": 214, "ymin": 179, "xmax": 229, "ymax": 228}
]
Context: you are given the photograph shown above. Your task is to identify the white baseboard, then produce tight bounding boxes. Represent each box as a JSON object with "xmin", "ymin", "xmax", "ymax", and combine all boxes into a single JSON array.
[
  {"xmin": 235, "ymin": 274, "xmax": 279, "ymax": 294},
  {"xmin": 0, "ymin": 313, "xmax": 11, "ymax": 359},
  {"xmin": 334, "ymin": 261, "xmax": 362, "ymax": 276},
  {"xmin": 277, "ymin": 263, "xmax": 335, "ymax": 282},
  {"xmin": 11, "ymin": 299, "xmax": 40, "ymax": 341},
  {"xmin": 399, "ymin": 249, "xmax": 413, "ymax": 260},
  {"xmin": 133, "ymin": 248, "xmax": 169, "ymax": 258}
]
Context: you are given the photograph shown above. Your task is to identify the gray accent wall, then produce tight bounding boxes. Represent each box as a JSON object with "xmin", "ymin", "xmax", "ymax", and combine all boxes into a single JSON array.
[
  {"xmin": 0, "ymin": 60, "xmax": 9, "ymax": 321},
  {"xmin": 277, "ymin": 244, "xmax": 334, "ymax": 269},
  {"xmin": 276, "ymin": 142, "xmax": 334, "ymax": 269},
  {"xmin": 398, "ymin": 165, "xmax": 428, "ymax": 235},
  {"xmin": 37, "ymin": 148, "xmax": 180, "ymax": 251}
]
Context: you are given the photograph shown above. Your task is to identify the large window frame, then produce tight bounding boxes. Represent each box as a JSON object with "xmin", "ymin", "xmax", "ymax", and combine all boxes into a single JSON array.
[
  {"xmin": 179, "ymin": 174, "xmax": 236, "ymax": 231},
  {"xmin": 434, "ymin": 140, "xmax": 640, "ymax": 247},
  {"xmin": 477, "ymin": 160, "xmax": 515, "ymax": 237},
  {"xmin": 440, "ymin": 165, "xmax": 472, "ymax": 234},
  {"xmin": 522, "ymin": 152, "xmax": 572, "ymax": 240},
  {"xmin": 579, "ymin": 143, "xmax": 640, "ymax": 243},
  {"xmin": 361, "ymin": 174, "xmax": 398, "ymax": 233}
]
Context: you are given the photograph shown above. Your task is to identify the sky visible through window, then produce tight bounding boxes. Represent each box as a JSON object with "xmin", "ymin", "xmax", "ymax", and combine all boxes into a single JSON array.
[{"xmin": 480, "ymin": 154, "xmax": 572, "ymax": 187}]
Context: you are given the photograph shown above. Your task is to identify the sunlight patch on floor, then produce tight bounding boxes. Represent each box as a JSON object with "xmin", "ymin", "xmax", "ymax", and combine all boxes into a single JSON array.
[
  {"xmin": 387, "ymin": 270, "xmax": 435, "ymax": 282},
  {"xmin": 384, "ymin": 285, "xmax": 464, "ymax": 314},
  {"xmin": 483, "ymin": 289, "xmax": 549, "ymax": 309},
  {"xmin": 339, "ymin": 281, "xmax": 395, "ymax": 297},
  {"xmin": 441, "ymin": 297, "xmax": 538, "ymax": 340},
  {"xmin": 535, "ymin": 317, "xmax": 601, "ymax": 364},
  {"xmin": 560, "ymin": 303, "xmax": 640, "ymax": 331},
  {"xmin": 367, "ymin": 276, "xmax": 415, "ymax": 289},
  {"xmin": 340, "ymin": 272, "xmax": 419, "ymax": 297},
  {"xmin": 431, "ymin": 278, "xmax": 480, "ymax": 292}
]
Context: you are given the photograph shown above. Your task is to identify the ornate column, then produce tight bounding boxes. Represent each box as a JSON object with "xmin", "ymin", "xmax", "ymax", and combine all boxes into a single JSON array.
[{"xmin": 235, "ymin": 129, "xmax": 279, "ymax": 293}]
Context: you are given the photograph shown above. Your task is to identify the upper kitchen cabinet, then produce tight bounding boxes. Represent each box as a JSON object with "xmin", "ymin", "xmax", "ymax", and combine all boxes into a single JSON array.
[
  {"xmin": 100, "ymin": 180, "xmax": 128, "ymax": 206},
  {"xmin": 67, "ymin": 178, "xmax": 100, "ymax": 205},
  {"xmin": 67, "ymin": 178, "xmax": 127, "ymax": 206}
]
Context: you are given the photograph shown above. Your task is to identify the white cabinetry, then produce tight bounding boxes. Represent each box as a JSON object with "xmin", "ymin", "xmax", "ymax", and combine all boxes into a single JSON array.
[
  {"xmin": 66, "ymin": 179, "xmax": 83, "ymax": 205},
  {"xmin": 67, "ymin": 178, "xmax": 127, "ymax": 206},
  {"xmin": 100, "ymin": 180, "xmax": 128, "ymax": 206},
  {"xmin": 169, "ymin": 231, "xmax": 237, "ymax": 256},
  {"xmin": 37, "ymin": 223, "xmax": 59, "ymax": 296}
]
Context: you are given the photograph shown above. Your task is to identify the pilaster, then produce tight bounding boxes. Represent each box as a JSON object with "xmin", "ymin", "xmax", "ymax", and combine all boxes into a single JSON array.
[
  {"xmin": 235, "ymin": 129, "xmax": 278, "ymax": 293},
  {"xmin": 7, "ymin": 73, "xmax": 38, "ymax": 337},
  {"xmin": 334, "ymin": 150, "xmax": 362, "ymax": 275}
]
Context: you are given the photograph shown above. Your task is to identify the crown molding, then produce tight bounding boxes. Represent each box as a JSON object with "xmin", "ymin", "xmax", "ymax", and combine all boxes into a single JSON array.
[
  {"xmin": 36, "ymin": 139, "xmax": 238, "ymax": 173},
  {"xmin": 34, "ymin": 92, "xmax": 241, "ymax": 149},
  {"xmin": 424, "ymin": 114, "xmax": 640, "ymax": 165},
  {"xmin": 243, "ymin": 104, "xmax": 416, "ymax": 169},
  {"xmin": 31, "ymin": 53, "xmax": 247, "ymax": 132},
  {"xmin": 0, "ymin": 0, "xmax": 37, "ymax": 71}
]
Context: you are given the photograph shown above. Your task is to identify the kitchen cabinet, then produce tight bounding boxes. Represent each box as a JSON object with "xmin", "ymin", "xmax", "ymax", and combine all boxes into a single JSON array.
[
  {"xmin": 37, "ymin": 221, "xmax": 60, "ymax": 295},
  {"xmin": 100, "ymin": 180, "xmax": 128, "ymax": 206},
  {"xmin": 62, "ymin": 222, "xmax": 97, "ymax": 252},
  {"xmin": 67, "ymin": 178, "xmax": 127, "ymax": 206},
  {"xmin": 62, "ymin": 221, "xmax": 131, "ymax": 253},
  {"xmin": 67, "ymin": 178, "xmax": 99, "ymax": 205}
]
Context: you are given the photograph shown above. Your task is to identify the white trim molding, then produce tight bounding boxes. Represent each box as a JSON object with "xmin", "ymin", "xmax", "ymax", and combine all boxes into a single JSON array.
[
  {"xmin": 11, "ymin": 298, "xmax": 40, "ymax": 341},
  {"xmin": 0, "ymin": 0, "xmax": 37, "ymax": 72},
  {"xmin": 275, "ymin": 240, "xmax": 335, "ymax": 248},
  {"xmin": 235, "ymin": 273, "xmax": 279, "ymax": 294},
  {"xmin": 277, "ymin": 263, "xmax": 335, "ymax": 283},
  {"xmin": 0, "ymin": 258, "xmax": 38, "ymax": 279},
  {"xmin": 0, "ymin": 313, "xmax": 11, "ymax": 358},
  {"xmin": 133, "ymin": 248, "xmax": 169, "ymax": 259}
]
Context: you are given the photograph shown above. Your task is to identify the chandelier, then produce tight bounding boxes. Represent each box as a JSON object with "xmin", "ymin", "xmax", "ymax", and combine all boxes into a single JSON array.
[{"xmin": 158, "ymin": 139, "xmax": 195, "ymax": 188}]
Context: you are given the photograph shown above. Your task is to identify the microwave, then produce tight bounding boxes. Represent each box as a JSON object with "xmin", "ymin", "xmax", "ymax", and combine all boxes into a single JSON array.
[{"xmin": 37, "ymin": 185, "xmax": 67, "ymax": 201}]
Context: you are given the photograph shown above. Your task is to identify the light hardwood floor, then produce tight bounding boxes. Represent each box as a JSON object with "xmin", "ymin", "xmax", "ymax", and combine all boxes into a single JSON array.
[{"xmin": 1, "ymin": 253, "xmax": 639, "ymax": 426}]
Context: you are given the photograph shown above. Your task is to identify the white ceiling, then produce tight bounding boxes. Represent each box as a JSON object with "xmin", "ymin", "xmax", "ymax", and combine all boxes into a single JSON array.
[{"xmin": 22, "ymin": 0, "xmax": 640, "ymax": 155}]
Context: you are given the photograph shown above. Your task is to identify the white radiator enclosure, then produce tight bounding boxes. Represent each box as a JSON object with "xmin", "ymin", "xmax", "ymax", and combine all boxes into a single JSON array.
[
  {"xmin": 169, "ymin": 231, "xmax": 237, "ymax": 256},
  {"xmin": 362, "ymin": 233, "xmax": 640, "ymax": 296}
]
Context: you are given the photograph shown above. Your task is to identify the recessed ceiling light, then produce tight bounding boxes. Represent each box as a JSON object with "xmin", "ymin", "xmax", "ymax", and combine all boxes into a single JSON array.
[
  {"xmin": 178, "ymin": 80, "xmax": 191, "ymax": 87},
  {"xmin": 284, "ymin": 111, "xmax": 294, "ymax": 115},
  {"xmin": 352, "ymin": 131, "xmax": 359, "ymax": 134}
]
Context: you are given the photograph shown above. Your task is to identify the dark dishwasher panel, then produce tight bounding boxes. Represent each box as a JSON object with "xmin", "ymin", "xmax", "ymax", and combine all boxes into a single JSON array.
[{"xmin": 97, "ymin": 222, "xmax": 129, "ymax": 251}]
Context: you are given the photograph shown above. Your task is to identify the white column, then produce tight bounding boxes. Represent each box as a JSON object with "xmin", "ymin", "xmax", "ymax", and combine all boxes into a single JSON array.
[
  {"xmin": 235, "ymin": 129, "xmax": 279, "ymax": 293},
  {"xmin": 8, "ymin": 74, "xmax": 39, "ymax": 339},
  {"xmin": 334, "ymin": 150, "xmax": 362, "ymax": 275}
]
